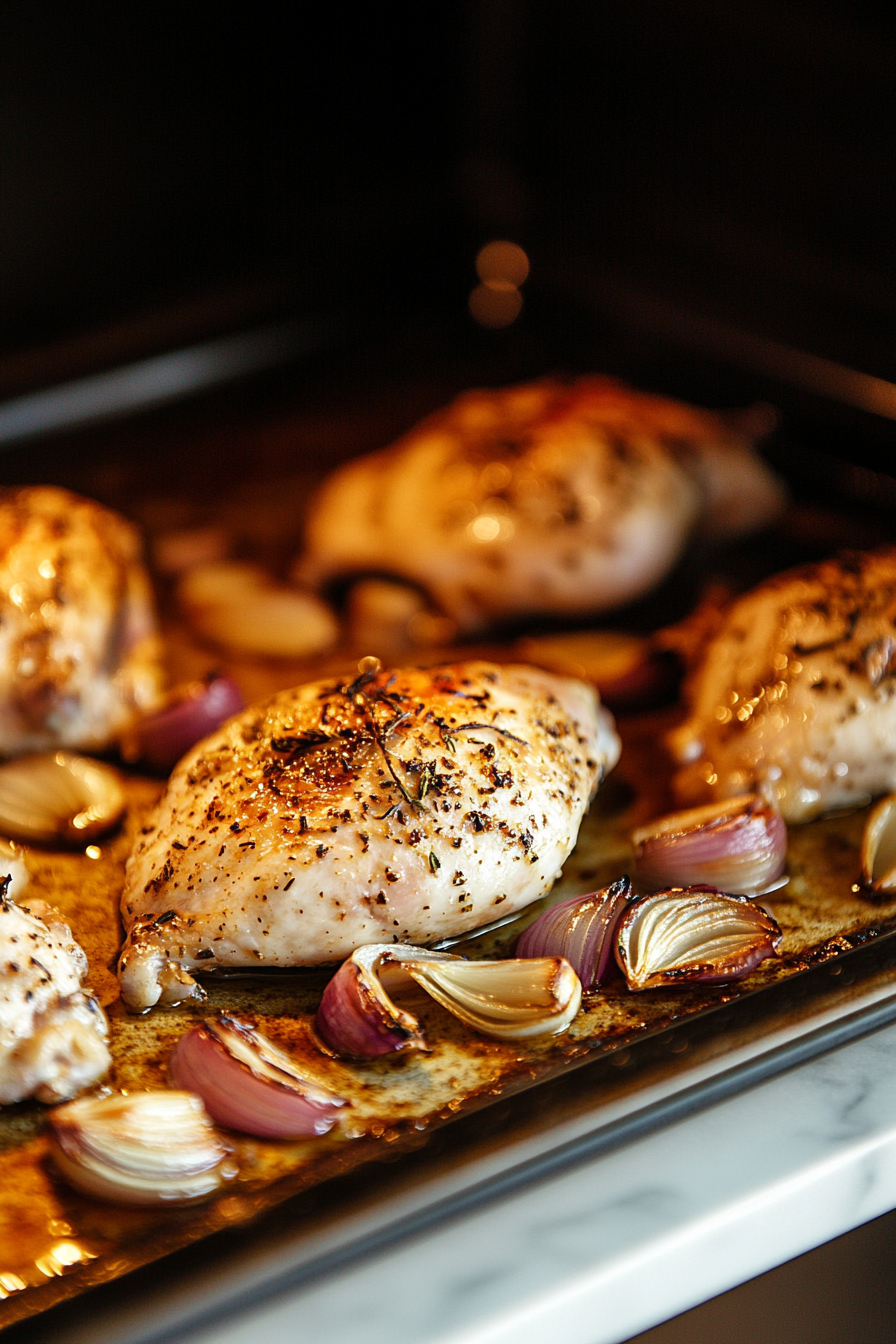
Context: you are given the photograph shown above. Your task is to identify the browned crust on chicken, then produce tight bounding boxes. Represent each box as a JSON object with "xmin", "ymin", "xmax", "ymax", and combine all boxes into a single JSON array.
[
  {"xmin": 671, "ymin": 548, "xmax": 896, "ymax": 822},
  {"xmin": 297, "ymin": 377, "xmax": 783, "ymax": 631},
  {"xmin": 118, "ymin": 661, "xmax": 619, "ymax": 1010},
  {"xmin": 0, "ymin": 486, "xmax": 163, "ymax": 755}
]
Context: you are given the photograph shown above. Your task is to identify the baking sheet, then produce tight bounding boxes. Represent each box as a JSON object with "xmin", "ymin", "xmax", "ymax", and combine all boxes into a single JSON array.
[{"xmin": 2, "ymin": 684, "xmax": 895, "ymax": 1329}]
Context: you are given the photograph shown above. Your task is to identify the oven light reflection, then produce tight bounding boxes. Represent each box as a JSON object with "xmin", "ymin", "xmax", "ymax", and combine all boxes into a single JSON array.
[
  {"xmin": 34, "ymin": 1240, "xmax": 97, "ymax": 1280},
  {"xmin": 470, "ymin": 240, "xmax": 529, "ymax": 328},
  {"xmin": 476, "ymin": 240, "xmax": 529, "ymax": 287}
]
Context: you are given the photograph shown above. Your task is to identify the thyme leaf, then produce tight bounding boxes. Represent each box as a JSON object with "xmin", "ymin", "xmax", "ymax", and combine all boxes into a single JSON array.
[
  {"xmin": 418, "ymin": 760, "xmax": 436, "ymax": 800},
  {"xmin": 451, "ymin": 722, "xmax": 528, "ymax": 745}
]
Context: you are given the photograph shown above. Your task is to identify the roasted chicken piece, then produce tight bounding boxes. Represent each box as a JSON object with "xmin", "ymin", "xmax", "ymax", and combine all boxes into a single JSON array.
[
  {"xmin": 118, "ymin": 660, "xmax": 619, "ymax": 1011},
  {"xmin": 0, "ymin": 890, "xmax": 110, "ymax": 1105},
  {"xmin": 671, "ymin": 549, "xmax": 896, "ymax": 823},
  {"xmin": 0, "ymin": 486, "xmax": 163, "ymax": 755},
  {"xmin": 297, "ymin": 378, "xmax": 783, "ymax": 633}
]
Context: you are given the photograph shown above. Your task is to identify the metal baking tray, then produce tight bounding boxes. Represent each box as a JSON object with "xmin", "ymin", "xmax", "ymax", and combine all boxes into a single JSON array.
[
  {"xmin": 3, "ymin": 314, "xmax": 896, "ymax": 1337},
  {"xmin": 4, "ymin": 691, "xmax": 896, "ymax": 1334}
]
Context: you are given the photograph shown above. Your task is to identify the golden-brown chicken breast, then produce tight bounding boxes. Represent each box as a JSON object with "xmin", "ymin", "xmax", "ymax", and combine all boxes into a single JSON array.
[
  {"xmin": 297, "ymin": 378, "xmax": 783, "ymax": 632},
  {"xmin": 0, "ymin": 486, "xmax": 163, "ymax": 755},
  {"xmin": 671, "ymin": 549, "xmax": 896, "ymax": 822},
  {"xmin": 118, "ymin": 660, "xmax": 619, "ymax": 1011}
]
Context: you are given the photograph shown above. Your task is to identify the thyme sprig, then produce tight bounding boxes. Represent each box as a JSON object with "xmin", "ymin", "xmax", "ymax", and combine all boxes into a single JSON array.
[{"xmin": 341, "ymin": 660, "xmax": 428, "ymax": 814}]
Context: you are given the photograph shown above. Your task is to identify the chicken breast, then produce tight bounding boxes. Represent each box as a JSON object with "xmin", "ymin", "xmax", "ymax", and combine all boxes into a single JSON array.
[
  {"xmin": 297, "ymin": 378, "xmax": 783, "ymax": 633},
  {"xmin": 671, "ymin": 549, "xmax": 896, "ymax": 823},
  {"xmin": 0, "ymin": 486, "xmax": 163, "ymax": 755},
  {"xmin": 118, "ymin": 660, "xmax": 619, "ymax": 1011},
  {"xmin": 0, "ymin": 890, "xmax": 110, "ymax": 1105}
]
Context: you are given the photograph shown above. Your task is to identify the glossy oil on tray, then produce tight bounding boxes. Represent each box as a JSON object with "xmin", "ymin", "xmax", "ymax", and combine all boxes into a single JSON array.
[{"xmin": 1, "ymin": 687, "xmax": 893, "ymax": 1329}]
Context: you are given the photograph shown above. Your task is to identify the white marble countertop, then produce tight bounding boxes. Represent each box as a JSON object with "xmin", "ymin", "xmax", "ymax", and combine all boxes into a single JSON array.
[{"xmin": 179, "ymin": 1016, "xmax": 896, "ymax": 1344}]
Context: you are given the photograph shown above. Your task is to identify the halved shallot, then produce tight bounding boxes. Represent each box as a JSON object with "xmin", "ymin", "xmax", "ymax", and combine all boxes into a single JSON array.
[
  {"xmin": 169, "ymin": 1016, "xmax": 348, "ymax": 1138},
  {"xmin": 0, "ymin": 753, "xmax": 125, "ymax": 845},
  {"xmin": 316, "ymin": 943, "xmax": 582, "ymax": 1058},
  {"xmin": 860, "ymin": 793, "xmax": 896, "ymax": 895},
  {"xmin": 47, "ymin": 1091, "xmax": 234, "ymax": 1205},
  {"xmin": 122, "ymin": 676, "xmax": 245, "ymax": 773},
  {"xmin": 615, "ymin": 886, "xmax": 783, "ymax": 991},
  {"xmin": 515, "ymin": 878, "xmax": 632, "ymax": 989},
  {"xmin": 632, "ymin": 795, "xmax": 787, "ymax": 896},
  {"xmin": 179, "ymin": 561, "xmax": 338, "ymax": 658}
]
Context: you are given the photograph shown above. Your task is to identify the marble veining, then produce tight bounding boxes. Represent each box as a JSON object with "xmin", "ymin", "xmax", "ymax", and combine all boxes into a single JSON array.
[{"xmin": 189, "ymin": 1020, "xmax": 896, "ymax": 1344}]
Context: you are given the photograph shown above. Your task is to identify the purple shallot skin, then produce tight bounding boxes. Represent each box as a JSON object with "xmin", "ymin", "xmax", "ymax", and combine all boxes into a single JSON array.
[
  {"xmin": 516, "ymin": 877, "xmax": 632, "ymax": 990},
  {"xmin": 316, "ymin": 956, "xmax": 426, "ymax": 1058},
  {"xmin": 134, "ymin": 676, "xmax": 245, "ymax": 773}
]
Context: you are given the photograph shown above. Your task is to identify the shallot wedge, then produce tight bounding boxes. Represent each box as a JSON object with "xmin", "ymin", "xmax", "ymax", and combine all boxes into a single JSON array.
[
  {"xmin": 123, "ymin": 676, "xmax": 244, "ymax": 774},
  {"xmin": 316, "ymin": 943, "xmax": 582, "ymax": 1058},
  {"xmin": 48, "ymin": 1091, "xmax": 235, "ymax": 1206},
  {"xmin": 860, "ymin": 794, "xmax": 896, "ymax": 895},
  {"xmin": 515, "ymin": 878, "xmax": 632, "ymax": 989},
  {"xmin": 632, "ymin": 795, "xmax": 787, "ymax": 896},
  {"xmin": 0, "ymin": 753, "xmax": 125, "ymax": 846},
  {"xmin": 169, "ymin": 1016, "xmax": 348, "ymax": 1138},
  {"xmin": 615, "ymin": 887, "xmax": 782, "ymax": 991},
  {"xmin": 178, "ymin": 562, "xmax": 338, "ymax": 657}
]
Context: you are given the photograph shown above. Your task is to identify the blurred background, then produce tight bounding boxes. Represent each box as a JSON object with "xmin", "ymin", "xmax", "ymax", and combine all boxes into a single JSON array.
[{"xmin": 1, "ymin": 1, "xmax": 894, "ymax": 472}]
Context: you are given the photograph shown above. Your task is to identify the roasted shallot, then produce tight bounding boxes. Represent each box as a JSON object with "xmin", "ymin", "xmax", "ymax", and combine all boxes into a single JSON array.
[
  {"xmin": 616, "ymin": 887, "xmax": 782, "ymax": 991},
  {"xmin": 123, "ymin": 676, "xmax": 244, "ymax": 773},
  {"xmin": 169, "ymin": 1016, "xmax": 348, "ymax": 1138},
  {"xmin": 860, "ymin": 793, "xmax": 896, "ymax": 896},
  {"xmin": 515, "ymin": 878, "xmax": 631, "ymax": 989},
  {"xmin": 48, "ymin": 1091, "xmax": 234, "ymax": 1206},
  {"xmin": 316, "ymin": 943, "xmax": 582, "ymax": 1058},
  {"xmin": 179, "ymin": 561, "xmax": 338, "ymax": 658},
  {"xmin": 632, "ymin": 795, "xmax": 787, "ymax": 896},
  {"xmin": 0, "ymin": 753, "xmax": 125, "ymax": 846}
]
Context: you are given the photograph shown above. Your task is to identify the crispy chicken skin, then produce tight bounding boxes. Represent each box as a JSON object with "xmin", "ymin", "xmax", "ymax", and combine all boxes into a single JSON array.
[
  {"xmin": 0, "ymin": 892, "xmax": 110, "ymax": 1105},
  {"xmin": 297, "ymin": 378, "xmax": 783, "ymax": 632},
  {"xmin": 0, "ymin": 486, "xmax": 163, "ymax": 755},
  {"xmin": 118, "ymin": 661, "xmax": 619, "ymax": 1011},
  {"xmin": 671, "ymin": 549, "xmax": 896, "ymax": 823}
]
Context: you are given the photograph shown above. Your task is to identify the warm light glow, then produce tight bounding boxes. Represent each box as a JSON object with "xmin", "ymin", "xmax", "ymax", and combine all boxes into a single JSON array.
[
  {"xmin": 469, "ymin": 283, "xmax": 523, "ymax": 329},
  {"xmin": 476, "ymin": 240, "xmax": 530, "ymax": 287},
  {"xmin": 49, "ymin": 1241, "xmax": 89, "ymax": 1268},
  {"xmin": 470, "ymin": 239, "xmax": 529, "ymax": 328},
  {"xmin": 470, "ymin": 514, "xmax": 502, "ymax": 541},
  {"xmin": 34, "ymin": 1241, "xmax": 94, "ymax": 1279},
  {"xmin": 468, "ymin": 513, "xmax": 515, "ymax": 542},
  {"xmin": 480, "ymin": 461, "xmax": 513, "ymax": 492},
  {"xmin": 85, "ymin": 844, "xmax": 102, "ymax": 859}
]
